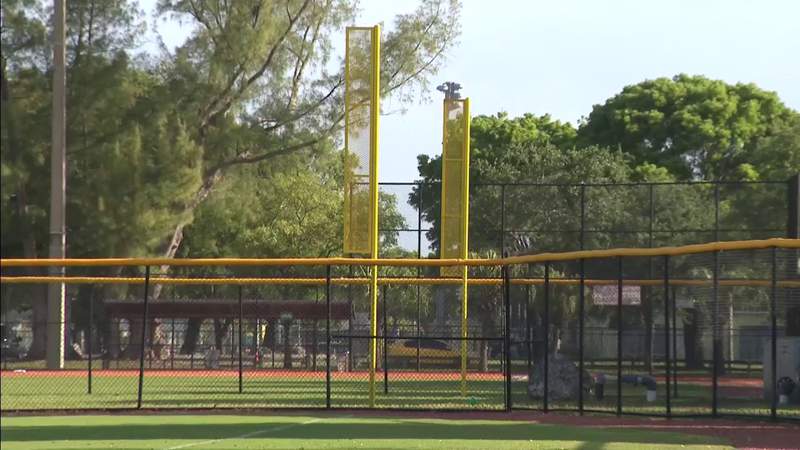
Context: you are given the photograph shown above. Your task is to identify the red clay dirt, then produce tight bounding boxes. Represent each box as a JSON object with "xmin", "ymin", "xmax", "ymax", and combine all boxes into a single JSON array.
[
  {"xmin": 0, "ymin": 370, "xmax": 767, "ymax": 386},
  {"xmin": 0, "ymin": 369, "xmax": 504, "ymax": 380}
]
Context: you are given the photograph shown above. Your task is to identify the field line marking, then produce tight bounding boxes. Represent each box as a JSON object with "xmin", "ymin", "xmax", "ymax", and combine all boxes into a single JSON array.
[{"xmin": 164, "ymin": 417, "xmax": 324, "ymax": 450}]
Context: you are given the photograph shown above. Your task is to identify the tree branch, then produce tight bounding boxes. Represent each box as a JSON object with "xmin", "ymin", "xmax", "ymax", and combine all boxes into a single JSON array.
[
  {"xmin": 385, "ymin": 42, "xmax": 448, "ymax": 95},
  {"xmin": 198, "ymin": 0, "xmax": 312, "ymax": 137},
  {"xmin": 262, "ymin": 76, "xmax": 343, "ymax": 133},
  {"xmin": 385, "ymin": 5, "xmax": 442, "ymax": 89},
  {"xmin": 209, "ymin": 111, "xmax": 344, "ymax": 174}
]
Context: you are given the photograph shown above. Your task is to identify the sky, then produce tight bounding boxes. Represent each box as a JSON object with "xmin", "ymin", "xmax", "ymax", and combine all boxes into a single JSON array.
[
  {"xmin": 358, "ymin": 0, "xmax": 800, "ymax": 182},
  {"xmin": 138, "ymin": 0, "xmax": 800, "ymax": 249}
]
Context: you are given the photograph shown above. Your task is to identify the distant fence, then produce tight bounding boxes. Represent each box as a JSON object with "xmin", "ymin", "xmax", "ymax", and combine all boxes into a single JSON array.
[{"xmin": 381, "ymin": 177, "xmax": 797, "ymax": 256}]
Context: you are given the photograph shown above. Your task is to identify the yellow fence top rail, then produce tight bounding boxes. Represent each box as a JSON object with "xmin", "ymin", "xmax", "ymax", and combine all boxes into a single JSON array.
[
  {"xmin": 1, "ymin": 238, "xmax": 798, "ymax": 268},
  {"xmin": 2, "ymin": 275, "xmax": 800, "ymax": 288}
]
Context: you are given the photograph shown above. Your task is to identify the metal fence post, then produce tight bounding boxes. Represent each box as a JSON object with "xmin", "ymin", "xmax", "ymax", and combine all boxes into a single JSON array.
[
  {"xmin": 503, "ymin": 265, "xmax": 512, "ymax": 411},
  {"xmin": 714, "ymin": 182, "xmax": 720, "ymax": 242},
  {"xmin": 383, "ymin": 283, "xmax": 389, "ymax": 395},
  {"xmin": 770, "ymin": 247, "xmax": 777, "ymax": 420},
  {"xmin": 672, "ymin": 288, "xmax": 678, "ymax": 398},
  {"xmin": 789, "ymin": 174, "xmax": 799, "ymax": 238},
  {"xmin": 326, "ymin": 265, "xmax": 332, "ymax": 409},
  {"xmin": 617, "ymin": 256, "xmax": 623, "ymax": 416},
  {"xmin": 500, "ymin": 184, "xmax": 506, "ymax": 255},
  {"xmin": 711, "ymin": 182, "xmax": 721, "ymax": 418},
  {"xmin": 137, "ymin": 266, "xmax": 150, "ymax": 409},
  {"xmin": 87, "ymin": 289, "xmax": 93, "ymax": 395},
  {"xmin": 238, "ymin": 285, "xmax": 243, "ymax": 394},
  {"xmin": 348, "ymin": 265, "xmax": 354, "ymax": 371},
  {"xmin": 648, "ymin": 184, "xmax": 655, "ymax": 247},
  {"xmin": 712, "ymin": 248, "xmax": 720, "ymax": 417},
  {"xmin": 579, "ymin": 184, "xmax": 586, "ymax": 251},
  {"xmin": 525, "ymin": 272, "xmax": 532, "ymax": 378},
  {"xmin": 416, "ymin": 286, "xmax": 421, "ymax": 372},
  {"xmin": 647, "ymin": 184, "xmax": 655, "ymax": 375},
  {"xmin": 170, "ymin": 318, "xmax": 175, "ymax": 370},
  {"xmin": 578, "ymin": 258, "xmax": 585, "ymax": 415},
  {"xmin": 417, "ymin": 182, "xmax": 423, "ymax": 372},
  {"xmin": 664, "ymin": 255, "xmax": 671, "ymax": 418},
  {"xmin": 543, "ymin": 262, "xmax": 550, "ymax": 413}
]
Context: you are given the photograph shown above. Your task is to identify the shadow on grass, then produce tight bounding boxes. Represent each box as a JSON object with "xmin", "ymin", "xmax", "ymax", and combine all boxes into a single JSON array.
[{"xmin": 1, "ymin": 418, "xmax": 727, "ymax": 447}]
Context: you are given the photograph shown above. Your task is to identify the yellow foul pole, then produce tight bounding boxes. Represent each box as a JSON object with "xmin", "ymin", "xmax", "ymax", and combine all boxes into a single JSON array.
[
  {"xmin": 441, "ymin": 96, "xmax": 471, "ymax": 396},
  {"xmin": 460, "ymin": 98, "xmax": 470, "ymax": 396},
  {"xmin": 368, "ymin": 24, "xmax": 381, "ymax": 408}
]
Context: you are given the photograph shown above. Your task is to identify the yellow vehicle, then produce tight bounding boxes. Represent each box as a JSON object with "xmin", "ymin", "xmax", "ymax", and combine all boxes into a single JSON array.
[{"xmin": 386, "ymin": 339, "xmax": 461, "ymax": 368}]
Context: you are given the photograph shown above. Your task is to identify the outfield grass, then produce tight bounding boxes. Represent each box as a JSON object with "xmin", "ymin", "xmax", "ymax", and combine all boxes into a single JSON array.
[
  {"xmin": 2, "ymin": 371, "xmax": 798, "ymax": 418},
  {"xmin": 0, "ymin": 414, "xmax": 733, "ymax": 449}
]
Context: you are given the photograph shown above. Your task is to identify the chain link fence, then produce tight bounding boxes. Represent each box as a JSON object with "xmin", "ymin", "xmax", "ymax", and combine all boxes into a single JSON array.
[{"xmin": 2, "ymin": 179, "xmax": 798, "ymax": 420}]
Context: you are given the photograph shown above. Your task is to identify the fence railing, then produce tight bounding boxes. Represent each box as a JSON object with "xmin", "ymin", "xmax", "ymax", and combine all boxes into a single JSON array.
[{"xmin": 1, "ymin": 238, "xmax": 799, "ymax": 421}]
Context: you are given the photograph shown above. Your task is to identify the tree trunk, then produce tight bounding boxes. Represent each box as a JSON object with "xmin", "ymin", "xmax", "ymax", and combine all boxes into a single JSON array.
[
  {"xmin": 213, "ymin": 318, "xmax": 232, "ymax": 350},
  {"xmin": 144, "ymin": 171, "xmax": 223, "ymax": 356},
  {"xmin": 642, "ymin": 292, "xmax": 653, "ymax": 373},
  {"xmin": 264, "ymin": 319, "xmax": 277, "ymax": 350},
  {"xmin": 108, "ymin": 318, "xmax": 121, "ymax": 359},
  {"xmin": 125, "ymin": 316, "xmax": 142, "ymax": 359},
  {"xmin": 282, "ymin": 320, "xmax": 293, "ymax": 369},
  {"xmin": 181, "ymin": 318, "xmax": 204, "ymax": 354},
  {"xmin": 311, "ymin": 320, "xmax": 318, "ymax": 370},
  {"xmin": 479, "ymin": 313, "xmax": 495, "ymax": 372},
  {"xmin": 683, "ymin": 308, "xmax": 704, "ymax": 369},
  {"xmin": 29, "ymin": 292, "xmax": 48, "ymax": 359}
]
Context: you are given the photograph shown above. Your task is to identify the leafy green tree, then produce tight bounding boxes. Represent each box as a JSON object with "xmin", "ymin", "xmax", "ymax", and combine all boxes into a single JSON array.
[
  {"xmin": 166, "ymin": 153, "xmax": 409, "ymax": 355},
  {"xmin": 578, "ymin": 74, "xmax": 800, "ymax": 180},
  {"xmin": 149, "ymin": 0, "xmax": 462, "ymax": 265},
  {"xmin": 0, "ymin": 0, "xmax": 50, "ymax": 358},
  {"xmin": 411, "ymin": 113, "xmax": 632, "ymax": 255},
  {"xmin": 1, "ymin": 0, "xmax": 462, "ymax": 360},
  {"xmin": 470, "ymin": 112, "xmax": 577, "ymax": 154},
  {"xmin": 411, "ymin": 112, "xmax": 732, "ymax": 372}
]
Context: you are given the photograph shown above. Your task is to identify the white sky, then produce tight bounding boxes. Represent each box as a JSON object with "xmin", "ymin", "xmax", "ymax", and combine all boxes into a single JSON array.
[{"xmin": 140, "ymin": 0, "xmax": 800, "ymax": 183}]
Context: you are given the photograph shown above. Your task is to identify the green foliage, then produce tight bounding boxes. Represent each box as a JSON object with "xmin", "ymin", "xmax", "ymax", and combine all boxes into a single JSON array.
[
  {"xmin": 578, "ymin": 74, "xmax": 800, "ymax": 180},
  {"xmin": 471, "ymin": 112, "xmax": 577, "ymax": 155},
  {"xmin": 411, "ymin": 112, "xmax": 635, "ymax": 255},
  {"xmin": 1, "ymin": 0, "xmax": 461, "ymax": 264}
]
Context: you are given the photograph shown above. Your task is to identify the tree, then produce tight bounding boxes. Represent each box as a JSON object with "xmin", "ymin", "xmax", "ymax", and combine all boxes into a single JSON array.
[
  {"xmin": 412, "ymin": 113, "xmax": 642, "ymax": 368},
  {"xmin": 470, "ymin": 112, "xmax": 577, "ymax": 155},
  {"xmin": 578, "ymin": 74, "xmax": 800, "ymax": 180},
  {"xmin": 412, "ymin": 111, "xmax": 733, "ymax": 372},
  {"xmin": 166, "ymin": 154, "xmax": 409, "ymax": 356},
  {"xmin": 150, "ymin": 0, "xmax": 462, "ymax": 268},
  {"xmin": 411, "ymin": 113, "xmax": 632, "ymax": 255},
  {"xmin": 1, "ymin": 0, "xmax": 462, "ymax": 360},
  {"xmin": 1, "ymin": 0, "xmax": 163, "ymax": 358}
]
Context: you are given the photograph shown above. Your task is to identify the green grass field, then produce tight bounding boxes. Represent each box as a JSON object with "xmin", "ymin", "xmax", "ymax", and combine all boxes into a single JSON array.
[
  {"xmin": 2, "ymin": 371, "xmax": 799, "ymax": 419},
  {"xmin": 0, "ymin": 414, "xmax": 733, "ymax": 449}
]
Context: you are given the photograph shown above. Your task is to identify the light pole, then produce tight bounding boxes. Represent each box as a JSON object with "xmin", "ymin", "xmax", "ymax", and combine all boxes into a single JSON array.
[
  {"xmin": 436, "ymin": 81, "xmax": 462, "ymax": 100},
  {"xmin": 47, "ymin": 0, "xmax": 67, "ymax": 369}
]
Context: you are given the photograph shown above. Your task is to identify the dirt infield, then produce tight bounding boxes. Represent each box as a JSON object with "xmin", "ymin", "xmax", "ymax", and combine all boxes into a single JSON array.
[{"xmin": 343, "ymin": 410, "xmax": 800, "ymax": 449}]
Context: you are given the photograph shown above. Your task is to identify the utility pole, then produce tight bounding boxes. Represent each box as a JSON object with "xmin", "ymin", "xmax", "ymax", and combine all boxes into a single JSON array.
[{"xmin": 47, "ymin": 0, "xmax": 66, "ymax": 369}]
